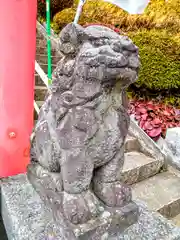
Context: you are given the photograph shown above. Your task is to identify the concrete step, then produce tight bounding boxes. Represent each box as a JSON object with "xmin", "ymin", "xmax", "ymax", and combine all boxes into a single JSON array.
[
  {"xmin": 132, "ymin": 171, "xmax": 180, "ymax": 219},
  {"xmin": 121, "ymin": 151, "xmax": 165, "ymax": 185},
  {"xmin": 36, "ymin": 45, "xmax": 57, "ymax": 56},
  {"xmin": 172, "ymin": 214, "xmax": 180, "ymax": 227},
  {"xmin": 125, "ymin": 135, "xmax": 140, "ymax": 152},
  {"xmin": 36, "ymin": 53, "xmax": 60, "ymax": 65},
  {"xmin": 35, "ymin": 74, "xmax": 46, "ymax": 86}
]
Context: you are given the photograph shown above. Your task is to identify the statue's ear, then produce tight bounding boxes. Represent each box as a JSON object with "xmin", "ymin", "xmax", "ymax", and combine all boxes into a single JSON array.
[{"xmin": 59, "ymin": 23, "xmax": 87, "ymax": 46}]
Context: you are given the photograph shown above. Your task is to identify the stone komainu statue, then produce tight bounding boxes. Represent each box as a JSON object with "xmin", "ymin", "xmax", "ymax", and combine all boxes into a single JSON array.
[{"xmin": 28, "ymin": 23, "xmax": 140, "ymax": 226}]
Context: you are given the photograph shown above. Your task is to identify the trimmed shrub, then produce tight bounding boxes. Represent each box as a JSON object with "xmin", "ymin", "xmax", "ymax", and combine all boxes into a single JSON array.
[
  {"xmin": 53, "ymin": 0, "xmax": 153, "ymax": 32},
  {"xmin": 145, "ymin": 0, "xmax": 180, "ymax": 31},
  {"xmin": 129, "ymin": 29, "xmax": 180, "ymax": 90},
  {"xmin": 53, "ymin": 0, "xmax": 180, "ymax": 32},
  {"xmin": 52, "ymin": 8, "xmax": 76, "ymax": 33}
]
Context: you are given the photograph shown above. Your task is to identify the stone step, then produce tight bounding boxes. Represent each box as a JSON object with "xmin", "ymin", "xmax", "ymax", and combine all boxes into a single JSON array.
[
  {"xmin": 121, "ymin": 151, "xmax": 165, "ymax": 185},
  {"xmin": 172, "ymin": 214, "xmax": 180, "ymax": 227},
  {"xmin": 35, "ymin": 74, "xmax": 47, "ymax": 86},
  {"xmin": 132, "ymin": 171, "xmax": 180, "ymax": 219},
  {"xmin": 36, "ymin": 45, "xmax": 57, "ymax": 56},
  {"xmin": 36, "ymin": 53, "xmax": 60, "ymax": 65},
  {"xmin": 34, "ymin": 85, "xmax": 48, "ymax": 101},
  {"xmin": 125, "ymin": 135, "xmax": 140, "ymax": 152}
]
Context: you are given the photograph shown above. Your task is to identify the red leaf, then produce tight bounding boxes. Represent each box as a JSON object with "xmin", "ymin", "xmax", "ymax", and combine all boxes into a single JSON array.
[
  {"xmin": 147, "ymin": 117, "xmax": 153, "ymax": 122},
  {"xmin": 152, "ymin": 135, "xmax": 161, "ymax": 141},
  {"xmin": 154, "ymin": 106, "xmax": 160, "ymax": 111},
  {"xmin": 140, "ymin": 120, "xmax": 145, "ymax": 129},
  {"xmin": 143, "ymin": 121, "xmax": 153, "ymax": 130},
  {"xmin": 147, "ymin": 127, "xmax": 162, "ymax": 137},
  {"xmin": 163, "ymin": 110, "xmax": 171, "ymax": 116},
  {"xmin": 151, "ymin": 118, "xmax": 162, "ymax": 125},
  {"xmin": 137, "ymin": 103, "xmax": 146, "ymax": 108},
  {"xmin": 149, "ymin": 112, "xmax": 156, "ymax": 118},
  {"xmin": 169, "ymin": 109, "xmax": 175, "ymax": 115},
  {"xmin": 141, "ymin": 113, "xmax": 148, "ymax": 121},
  {"xmin": 135, "ymin": 114, "xmax": 141, "ymax": 120},
  {"xmin": 168, "ymin": 123, "xmax": 174, "ymax": 128},
  {"xmin": 146, "ymin": 104, "xmax": 154, "ymax": 111},
  {"xmin": 147, "ymin": 101, "xmax": 153, "ymax": 105},
  {"xmin": 137, "ymin": 107, "xmax": 147, "ymax": 114}
]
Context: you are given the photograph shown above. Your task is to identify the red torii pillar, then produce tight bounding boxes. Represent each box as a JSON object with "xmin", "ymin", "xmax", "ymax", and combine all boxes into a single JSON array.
[{"xmin": 0, "ymin": 0, "xmax": 37, "ymax": 177}]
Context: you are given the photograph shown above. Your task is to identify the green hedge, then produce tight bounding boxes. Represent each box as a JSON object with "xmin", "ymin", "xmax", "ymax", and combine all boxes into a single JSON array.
[
  {"xmin": 53, "ymin": 0, "xmax": 180, "ymax": 32},
  {"xmin": 129, "ymin": 29, "xmax": 180, "ymax": 90}
]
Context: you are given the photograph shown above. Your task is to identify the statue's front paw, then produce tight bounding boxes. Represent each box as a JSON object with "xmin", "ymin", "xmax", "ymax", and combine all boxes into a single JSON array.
[
  {"xmin": 93, "ymin": 180, "xmax": 132, "ymax": 207},
  {"xmin": 63, "ymin": 190, "xmax": 102, "ymax": 224}
]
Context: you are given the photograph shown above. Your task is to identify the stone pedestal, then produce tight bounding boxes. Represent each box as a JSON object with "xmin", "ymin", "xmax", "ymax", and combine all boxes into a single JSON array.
[{"xmin": 2, "ymin": 174, "xmax": 180, "ymax": 240}]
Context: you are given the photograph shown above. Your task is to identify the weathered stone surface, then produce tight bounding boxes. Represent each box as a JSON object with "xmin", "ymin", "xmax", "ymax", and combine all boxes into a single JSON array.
[
  {"xmin": 125, "ymin": 135, "xmax": 140, "ymax": 152},
  {"xmin": 121, "ymin": 152, "xmax": 164, "ymax": 185},
  {"xmin": 28, "ymin": 22, "xmax": 140, "ymax": 234},
  {"xmin": 165, "ymin": 128, "xmax": 180, "ymax": 164},
  {"xmin": 132, "ymin": 171, "xmax": 180, "ymax": 219},
  {"xmin": 156, "ymin": 129, "xmax": 180, "ymax": 171},
  {"xmin": 165, "ymin": 128, "xmax": 180, "ymax": 157},
  {"xmin": 156, "ymin": 137, "xmax": 180, "ymax": 170},
  {"xmin": 172, "ymin": 214, "xmax": 180, "ymax": 227},
  {"xmin": 2, "ymin": 174, "xmax": 180, "ymax": 240},
  {"xmin": 129, "ymin": 119, "xmax": 167, "ymax": 168}
]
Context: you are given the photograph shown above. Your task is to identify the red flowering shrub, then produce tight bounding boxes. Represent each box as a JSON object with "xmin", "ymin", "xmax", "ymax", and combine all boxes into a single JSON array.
[{"xmin": 128, "ymin": 100, "xmax": 180, "ymax": 141}]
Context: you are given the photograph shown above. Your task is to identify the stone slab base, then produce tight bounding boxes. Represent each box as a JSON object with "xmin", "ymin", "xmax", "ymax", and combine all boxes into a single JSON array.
[{"xmin": 1, "ymin": 174, "xmax": 180, "ymax": 240}]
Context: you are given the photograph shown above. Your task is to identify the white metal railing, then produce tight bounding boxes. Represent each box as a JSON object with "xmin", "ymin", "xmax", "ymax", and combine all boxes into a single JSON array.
[{"xmin": 35, "ymin": 61, "xmax": 49, "ymax": 87}]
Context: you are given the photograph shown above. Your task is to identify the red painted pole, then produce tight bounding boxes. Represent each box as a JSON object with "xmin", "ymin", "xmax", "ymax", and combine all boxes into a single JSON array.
[{"xmin": 0, "ymin": 0, "xmax": 37, "ymax": 177}]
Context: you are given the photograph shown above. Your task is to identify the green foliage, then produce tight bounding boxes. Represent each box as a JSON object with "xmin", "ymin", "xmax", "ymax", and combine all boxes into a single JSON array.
[
  {"xmin": 53, "ymin": 0, "xmax": 152, "ymax": 32},
  {"xmin": 129, "ymin": 29, "xmax": 180, "ymax": 90},
  {"xmin": 52, "ymin": 8, "xmax": 76, "ymax": 33},
  {"xmin": 145, "ymin": 0, "xmax": 180, "ymax": 31},
  {"xmin": 53, "ymin": 0, "xmax": 180, "ymax": 32}
]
